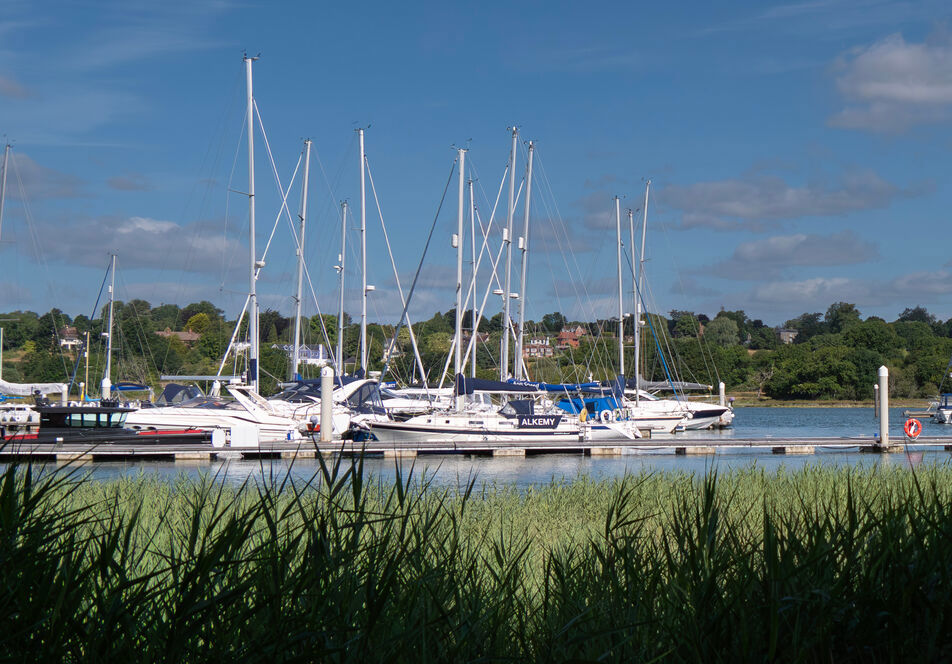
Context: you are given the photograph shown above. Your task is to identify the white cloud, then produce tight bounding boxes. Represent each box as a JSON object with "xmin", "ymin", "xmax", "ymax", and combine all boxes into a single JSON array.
[
  {"xmin": 706, "ymin": 230, "xmax": 879, "ymax": 280},
  {"xmin": 20, "ymin": 215, "xmax": 247, "ymax": 276},
  {"xmin": 830, "ymin": 32, "xmax": 952, "ymax": 131},
  {"xmin": 660, "ymin": 170, "xmax": 918, "ymax": 231},
  {"xmin": 108, "ymin": 174, "xmax": 152, "ymax": 191},
  {"xmin": 749, "ymin": 276, "xmax": 868, "ymax": 305},
  {"xmin": 743, "ymin": 270, "xmax": 952, "ymax": 311}
]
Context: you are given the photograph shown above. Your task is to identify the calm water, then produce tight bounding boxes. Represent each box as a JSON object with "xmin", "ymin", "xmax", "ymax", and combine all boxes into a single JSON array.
[{"xmin": 65, "ymin": 406, "xmax": 952, "ymax": 488}]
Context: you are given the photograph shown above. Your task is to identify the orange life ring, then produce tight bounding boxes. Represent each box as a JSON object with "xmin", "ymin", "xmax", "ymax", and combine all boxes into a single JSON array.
[{"xmin": 904, "ymin": 418, "xmax": 922, "ymax": 439}]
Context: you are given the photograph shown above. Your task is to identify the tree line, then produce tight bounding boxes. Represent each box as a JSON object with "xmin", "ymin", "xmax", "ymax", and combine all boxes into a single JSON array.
[{"xmin": 1, "ymin": 300, "xmax": 950, "ymax": 400}]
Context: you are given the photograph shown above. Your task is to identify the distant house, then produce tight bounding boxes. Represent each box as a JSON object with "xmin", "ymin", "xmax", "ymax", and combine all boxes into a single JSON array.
[
  {"xmin": 155, "ymin": 327, "xmax": 201, "ymax": 344},
  {"xmin": 777, "ymin": 328, "xmax": 799, "ymax": 345},
  {"xmin": 523, "ymin": 337, "xmax": 554, "ymax": 358},
  {"xmin": 59, "ymin": 326, "xmax": 82, "ymax": 349},
  {"xmin": 556, "ymin": 330, "xmax": 581, "ymax": 350},
  {"xmin": 272, "ymin": 343, "xmax": 330, "ymax": 367},
  {"xmin": 462, "ymin": 331, "xmax": 490, "ymax": 345}
]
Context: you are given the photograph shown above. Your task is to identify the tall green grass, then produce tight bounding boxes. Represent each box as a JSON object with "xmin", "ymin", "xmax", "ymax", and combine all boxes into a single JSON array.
[{"xmin": 3, "ymin": 458, "xmax": 952, "ymax": 662}]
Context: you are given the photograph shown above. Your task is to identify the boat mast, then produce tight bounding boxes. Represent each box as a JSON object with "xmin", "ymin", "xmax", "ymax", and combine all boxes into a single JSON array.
[
  {"xmin": 102, "ymin": 253, "xmax": 116, "ymax": 398},
  {"xmin": 515, "ymin": 140, "xmax": 534, "ymax": 381},
  {"xmin": 500, "ymin": 127, "xmax": 518, "ymax": 380},
  {"xmin": 628, "ymin": 207, "xmax": 638, "ymax": 405},
  {"xmin": 469, "ymin": 177, "xmax": 477, "ymax": 378},
  {"xmin": 244, "ymin": 54, "xmax": 260, "ymax": 393},
  {"xmin": 636, "ymin": 180, "xmax": 650, "ymax": 401},
  {"xmin": 614, "ymin": 196, "xmax": 625, "ymax": 378},
  {"xmin": 455, "ymin": 147, "xmax": 466, "ymax": 408},
  {"xmin": 358, "ymin": 128, "xmax": 368, "ymax": 375},
  {"xmin": 0, "ymin": 143, "xmax": 9, "ymax": 241},
  {"xmin": 83, "ymin": 331, "xmax": 89, "ymax": 401},
  {"xmin": 336, "ymin": 201, "xmax": 347, "ymax": 375},
  {"xmin": 290, "ymin": 139, "xmax": 311, "ymax": 380}
]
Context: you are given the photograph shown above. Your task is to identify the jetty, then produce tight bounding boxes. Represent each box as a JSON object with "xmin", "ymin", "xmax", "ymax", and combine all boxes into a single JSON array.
[{"xmin": 2, "ymin": 435, "xmax": 950, "ymax": 463}]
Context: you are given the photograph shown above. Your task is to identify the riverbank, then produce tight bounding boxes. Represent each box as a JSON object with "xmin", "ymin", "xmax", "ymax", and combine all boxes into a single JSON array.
[
  {"xmin": 728, "ymin": 391, "xmax": 927, "ymax": 408},
  {"xmin": 5, "ymin": 461, "xmax": 952, "ymax": 661}
]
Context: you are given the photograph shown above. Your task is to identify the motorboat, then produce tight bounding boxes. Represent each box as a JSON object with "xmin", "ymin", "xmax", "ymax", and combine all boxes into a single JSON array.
[
  {"xmin": 1, "ymin": 398, "xmax": 209, "ymax": 445},
  {"xmin": 933, "ymin": 394, "xmax": 952, "ymax": 424}
]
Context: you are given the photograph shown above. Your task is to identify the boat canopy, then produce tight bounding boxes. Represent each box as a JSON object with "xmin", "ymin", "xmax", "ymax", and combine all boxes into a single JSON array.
[
  {"xmin": 155, "ymin": 383, "xmax": 204, "ymax": 406},
  {"xmin": 0, "ymin": 378, "xmax": 68, "ymax": 400}
]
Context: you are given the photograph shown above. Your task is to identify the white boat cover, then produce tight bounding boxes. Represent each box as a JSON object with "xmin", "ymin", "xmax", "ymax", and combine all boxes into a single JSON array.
[{"xmin": 0, "ymin": 378, "xmax": 69, "ymax": 399}]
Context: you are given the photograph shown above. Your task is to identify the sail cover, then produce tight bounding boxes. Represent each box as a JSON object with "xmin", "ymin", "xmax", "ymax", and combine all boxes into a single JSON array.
[
  {"xmin": 455, "ymin": 374, "xmax": 538, "ymax": 396},
  {"xmin": 626, "ymin": 375, "xmax": 712, "ymax": 392}
]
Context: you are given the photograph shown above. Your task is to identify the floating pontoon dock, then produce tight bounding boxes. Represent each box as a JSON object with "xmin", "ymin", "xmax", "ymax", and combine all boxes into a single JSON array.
[{"xmin": 1, "ymin": 435, "xmax": 950, "ymax": 463}]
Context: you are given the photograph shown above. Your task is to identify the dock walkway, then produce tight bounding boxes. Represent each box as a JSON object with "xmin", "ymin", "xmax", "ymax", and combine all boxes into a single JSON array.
[{"xmin": 2, "ymin": 435, "xmax": 950, "ymax": 463}]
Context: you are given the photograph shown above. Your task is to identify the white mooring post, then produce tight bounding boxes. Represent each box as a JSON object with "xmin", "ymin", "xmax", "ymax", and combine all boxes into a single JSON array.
[
  {"xmin": 719, "ymin": 382, "xmax": 726, "ymax": 407},
  {"xmin": 878, "ymin": 366, "xmax": 889, "ymax": 446},
  {"xmin": 320, "ymin": 366, "xmax": 334, "ymax": 443},
  {"xmin": 874, "ymin": 384, "xmax": 880, "ymax": 419}
]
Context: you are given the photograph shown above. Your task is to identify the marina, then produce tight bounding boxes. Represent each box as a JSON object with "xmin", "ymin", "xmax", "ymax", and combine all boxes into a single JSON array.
[{"xmin": 3, "ymin": 407, "xmax": 949, "ymax": 472}]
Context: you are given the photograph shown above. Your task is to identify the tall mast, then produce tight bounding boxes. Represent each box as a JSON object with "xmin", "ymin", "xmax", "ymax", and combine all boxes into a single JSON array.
[
  {"xmin": 500, "ymin": 127, "xmax": 518, "ymax": 380},
  {"xmin": 628, "ymin": 207, "xmax": 638, "ymax": 405},
  {"xmin": 637, "ymin": 181, "xmax": 650, "ymax": 399},
  {"xmin": 0, "ymin": 143, "xmax": 9, "ymax": 241},
  {"xmin": 337, "ymin": 201, "xmax": 348, "ymax": 374},
  {"xmin": 291, "ymin": 139, "xmax": 311, "ymax": 380},
  {"xmin": 358, "ymin": 128, "xmax": 368, "ymax": 374},
  {"xmin": 515, "ymin": 140, "xmax": 534, "ymax": 380},
  {"xmin": 614, "ymin": 196, "xmax": 625, "ymax": 377},
  {"xmin": 469, "ymin": 178, "xmax": 477, "ymax": 378},
  {"xmin": 455, "ymin": 148, "xmax": 466, "ymax": 408},
  {"xmin": 244, "ymin": 54, "xmax": 260, "ymax": 392},
  {"xmin": 103, "ymin": 253, "xmax": 116, "ymax": 398}
]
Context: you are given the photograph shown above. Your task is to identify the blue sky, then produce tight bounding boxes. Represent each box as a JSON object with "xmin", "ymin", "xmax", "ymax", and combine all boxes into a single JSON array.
[{"xmin": 1, "ymin": 0, "xmax": 951, "ymax": 327}]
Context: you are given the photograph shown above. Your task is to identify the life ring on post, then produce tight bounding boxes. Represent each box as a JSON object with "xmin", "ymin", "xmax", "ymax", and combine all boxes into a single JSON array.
[
  {"xmin": 599, "ymin": 409, "xmax": 615, "ymax": 424},
  {"xmin": 904, "ymin": 418, "xmax": 922, "ymax": 439}
]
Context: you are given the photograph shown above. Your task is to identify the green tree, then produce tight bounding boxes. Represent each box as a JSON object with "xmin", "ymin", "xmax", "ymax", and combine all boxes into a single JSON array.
[
  {"xmin": 825, "ymin": 302, "xmax": 861, "ymax": 334},
  {"xmin": 541, "ymin": 312, "xmax": 567, "ymax": 332},
  {"xmin": 784, "ymin": 312, "xmax": 825, "ymax": 343},
  {"xmin": 184, "ymin": 313, "xmax": 211, "ymax": 335},
  {"xmin": 704, "ymin": 317, "xmax": 739, "ymax": 347}
]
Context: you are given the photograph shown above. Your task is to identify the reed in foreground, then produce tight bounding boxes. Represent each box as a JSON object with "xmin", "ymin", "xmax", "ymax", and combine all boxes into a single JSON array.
[{"xmin": 2, "ymin": 458, "xmax": 952, "ymax": 662}]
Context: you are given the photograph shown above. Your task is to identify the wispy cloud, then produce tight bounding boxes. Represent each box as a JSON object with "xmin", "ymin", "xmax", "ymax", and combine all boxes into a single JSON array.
[
  {"xmin": 0, "ymin": 74, "xmax": 32, "ymax": 99},
  {"xmin": 700, "ymin": 0, "xmax": 943, "ymax": 37},
  {"xmin": 108, "ymin": 174, "xmax": 153, "ymax": 191},
  {"xmin": 3, "ymin": 152, "xmax": 84, "ymax": 199},
  {"xmin": 703, "ymin": 230, "xmax": 879, "ymax": 280},
  {"xmin": 743, "ymin": 269, "xmax": 952, "ymax": 311},
  {"xmin": 7, "ymin": 214, "xmax": 247, "ymax": 277},
  {"xmin": 659, "ymin": 169, "xmax": 922, "ymax": 231},
  {"xmin": 830, "ymin": 31, "xmax": 952, "ymax": 132}
]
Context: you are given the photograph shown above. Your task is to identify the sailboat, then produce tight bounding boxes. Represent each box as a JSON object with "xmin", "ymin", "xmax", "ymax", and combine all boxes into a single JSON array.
[{"xmin": 625, "ymin": 183, "xmax": 733, "ymax": 430}]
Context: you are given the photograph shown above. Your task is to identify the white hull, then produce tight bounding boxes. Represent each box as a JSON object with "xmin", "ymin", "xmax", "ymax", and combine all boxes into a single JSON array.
[
  {"xmin": 934, "ymin": 408, "xmax": 952, "ymax": 424},
  {"xmin": 367, "ymin": 413, "xmax": 585, "ymax": 444}
]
